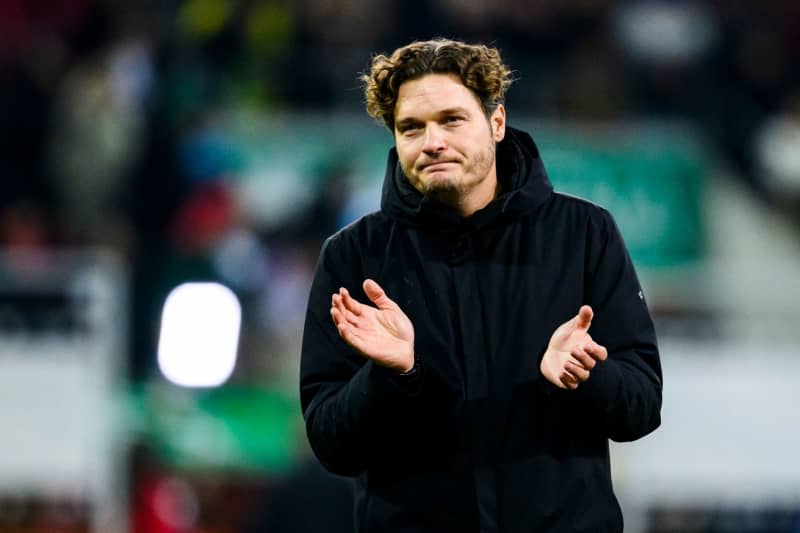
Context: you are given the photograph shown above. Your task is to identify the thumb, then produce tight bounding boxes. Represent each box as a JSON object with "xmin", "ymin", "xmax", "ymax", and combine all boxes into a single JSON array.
[
  {"xmin": 575, "ymin": 305, "xmax": 593, "ymax": 330},
  {"xmin": 363, "ymin": 279, "xmax": 395, "ymax": 310}
]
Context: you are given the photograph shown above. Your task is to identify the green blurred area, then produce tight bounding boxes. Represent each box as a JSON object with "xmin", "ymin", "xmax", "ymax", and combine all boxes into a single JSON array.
[
  {"xmin": 528, "ymin": 121, "xmax": 708, "ymax": 270},
  {"xmin": 230, "ymin": 114, "xmax": 708, "ymax": 270},
  {"xmin": 128, "ymin": 384, "xmax": 303, "ymax": 473}
]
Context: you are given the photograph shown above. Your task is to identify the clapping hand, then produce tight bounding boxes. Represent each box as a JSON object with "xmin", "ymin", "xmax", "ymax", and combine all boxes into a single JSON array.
[
  {"xmin": 330, "ymin": 279, "xmax": 415, "ymax": 373},
  {"xmin": 540, "ymin": 305, "xmax": 608, "ymax": 390}
]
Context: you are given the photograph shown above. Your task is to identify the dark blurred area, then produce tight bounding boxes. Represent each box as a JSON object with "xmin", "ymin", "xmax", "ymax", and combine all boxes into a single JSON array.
[
  {"xmin": 3, "ymin": 0, "xmax": 800, "ymax": 253},
  {"xmin": 2, "ymin": 1, "xmax": 800, "ymax": 532}
]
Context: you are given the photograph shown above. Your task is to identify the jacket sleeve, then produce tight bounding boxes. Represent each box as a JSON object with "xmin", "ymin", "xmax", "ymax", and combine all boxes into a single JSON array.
[
  {"xmin": 576, "ymin": 209, "xmax": 663, "ymax": 442},
  {"xmin": 299, "ymin": 235, "xmax": 421, "ymax": 476}
]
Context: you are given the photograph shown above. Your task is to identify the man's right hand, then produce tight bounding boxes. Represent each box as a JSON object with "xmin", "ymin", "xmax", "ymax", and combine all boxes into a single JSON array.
[{"xmin": 330, "ymin": 279, "xmax": 415, "ymax": 373}]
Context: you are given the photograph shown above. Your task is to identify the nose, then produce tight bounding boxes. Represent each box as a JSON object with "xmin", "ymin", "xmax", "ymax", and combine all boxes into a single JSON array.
[{"xmin": 421, "ymin": 124, "xmax": 447, "ymax": 155}]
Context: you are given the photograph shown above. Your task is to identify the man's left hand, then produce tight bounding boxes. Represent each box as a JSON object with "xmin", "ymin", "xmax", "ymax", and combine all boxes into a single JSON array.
[{"xmin": 540, "ymin": 305, "xmax": 608, "ymax": 390}]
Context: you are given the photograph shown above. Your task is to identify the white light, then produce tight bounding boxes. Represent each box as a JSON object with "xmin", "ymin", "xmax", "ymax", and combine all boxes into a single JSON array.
[{"xmin": 157, "ymin": 283, "xmax": 241, "ymax": 387}]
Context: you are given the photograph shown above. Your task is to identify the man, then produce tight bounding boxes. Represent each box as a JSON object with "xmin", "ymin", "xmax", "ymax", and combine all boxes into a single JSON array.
[{"xmin": 300, "ymin": 38, "xmax": 662, "ymax": 532}]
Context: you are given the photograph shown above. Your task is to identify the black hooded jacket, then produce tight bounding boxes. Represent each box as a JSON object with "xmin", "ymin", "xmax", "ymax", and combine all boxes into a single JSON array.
[{"xmin": 300, "ymin": 127, "xmax": 662, "ymax": 532}]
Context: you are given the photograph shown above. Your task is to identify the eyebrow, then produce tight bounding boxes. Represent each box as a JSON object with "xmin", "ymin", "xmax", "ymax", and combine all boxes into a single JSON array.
[{"xmin": 395, "ymin": 107, "xmax": 472, "ymax": 128}]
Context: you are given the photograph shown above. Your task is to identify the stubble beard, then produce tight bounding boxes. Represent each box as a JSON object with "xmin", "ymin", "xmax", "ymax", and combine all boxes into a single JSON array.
[{"xmin": 404, "ymin": 141, "xmax": 497, "ymax": 207}]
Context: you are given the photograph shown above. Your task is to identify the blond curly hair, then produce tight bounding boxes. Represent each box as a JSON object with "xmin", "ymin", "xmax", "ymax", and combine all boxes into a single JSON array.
[{"xmin": 361, "ymin": 38, "xmax": 513, "ymax": 130}]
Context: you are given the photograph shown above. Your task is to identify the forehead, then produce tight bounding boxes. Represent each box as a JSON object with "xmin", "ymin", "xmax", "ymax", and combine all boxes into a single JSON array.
[{"xmin": 394, "ymin": 73, "xmax": 483, "ymax": 120}]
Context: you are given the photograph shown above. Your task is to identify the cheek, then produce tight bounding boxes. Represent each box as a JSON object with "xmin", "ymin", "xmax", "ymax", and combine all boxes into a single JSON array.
[{"xmin": 396, "ymin": 142, "xmax": 420, "ymax": 168}]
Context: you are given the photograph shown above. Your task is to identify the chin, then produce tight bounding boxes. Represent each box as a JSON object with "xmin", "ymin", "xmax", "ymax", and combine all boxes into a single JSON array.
[
  {"xmin": 423, "ymin": 180, "xmax": 459, "ymax": 196},
  {"xmin": 422, "ymin": 173, "xmax": 460, "ymax": 190}
]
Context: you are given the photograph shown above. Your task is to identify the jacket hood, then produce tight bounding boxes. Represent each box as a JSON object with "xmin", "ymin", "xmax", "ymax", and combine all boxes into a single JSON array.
[{"xmin": 380, "ymin": 126, "xmax": 553, "ymax": 230}]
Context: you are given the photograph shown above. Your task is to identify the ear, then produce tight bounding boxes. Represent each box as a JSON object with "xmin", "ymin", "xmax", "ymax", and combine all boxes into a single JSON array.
[{"xmin": 491, "ymin": 104, "xmax": 506, "ymax": 142}]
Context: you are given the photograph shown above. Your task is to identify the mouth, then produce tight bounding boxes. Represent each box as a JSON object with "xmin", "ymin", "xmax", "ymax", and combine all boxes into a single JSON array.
[{"xmin": 420, "ymin": 161, "xmax": 458, "ymax": 172}]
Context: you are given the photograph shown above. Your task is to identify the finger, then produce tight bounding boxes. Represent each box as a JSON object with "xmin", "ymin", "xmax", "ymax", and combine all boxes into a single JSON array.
[
  {"xmin": 363, "ymin": 279, "xmax": 396, "ymax": 310},
  {"xmin": 585, "ymin": 340, "xmax": 608, "ymax": 361},
  {"xmin": 338, "ymin": 326, "xmax": 373, "ymax": 359},
  {"xmin": 344, "ymin": 308, "xmax": 362, "ymax": 327},
  {"xmin": 338, "ymin": 322, "xmax": 364, "ymax": 350},
  {"xmin": 332, "ymin": 293, "xmax": 348, "ymax": 317},
  {"xmin": 560, "ymin": 371, "xmax": 579, "ymax": 390},
  {"xmin": 565, "ymin": 360, "xmax": 590, "ymax": 382},
  {"xmin": 340, "ymin": 287, "xmax": 363, "ymax": 316},
  {"xmin": 331, "ymin": 308, "xmax": 367, "ymax": 346},
  {"xmin": 334, "ymin": 300, "xmax": 363, "ymax": 330},
  {"xmin": 575, "ymin": 305, "xmax": 593, "ymax": 330},
  {"xmin": 570, "ymin": 348, "xmax": 596, "ymax": 370},
  {"xmin": 330, "ymin": 307, "xmax": 346, "ymax": 331}
]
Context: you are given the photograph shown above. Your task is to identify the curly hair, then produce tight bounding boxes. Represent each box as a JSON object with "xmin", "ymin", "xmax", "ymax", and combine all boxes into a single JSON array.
[{"xmin": 361, "ymin": 38, "xmax": 513, "ymax": 131}]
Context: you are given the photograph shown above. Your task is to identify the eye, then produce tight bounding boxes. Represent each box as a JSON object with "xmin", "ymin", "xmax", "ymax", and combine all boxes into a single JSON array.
[
  {"xmin": 444, "ymin": 115, "xmax": 465, "ymax": 125},
  {"xmin": 398, "ymin": 124, "xmax": 422, "ymax": 136}
]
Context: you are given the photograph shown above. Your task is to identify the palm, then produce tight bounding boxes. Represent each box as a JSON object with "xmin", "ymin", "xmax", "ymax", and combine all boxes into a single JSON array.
[
  {"xmin": 331, "ymin": 280, "xmax": 415, "ymax": 373},
  {"xmin": 350, "ymin": 304, "xmax": 414, "ymax": 367}
]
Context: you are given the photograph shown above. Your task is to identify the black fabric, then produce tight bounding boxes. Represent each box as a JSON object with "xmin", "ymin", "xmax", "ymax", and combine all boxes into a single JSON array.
[{"xmin": 300, "ymin": 126, "xmax": 662, "ymax": 532}]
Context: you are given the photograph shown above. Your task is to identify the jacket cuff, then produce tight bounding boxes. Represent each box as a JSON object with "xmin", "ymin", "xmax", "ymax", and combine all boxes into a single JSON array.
[
  {"xmin": 349, "ymin": 359, "xmax": 423, "ymax": 415},
  {"xmin": 391, "ymin": 359, "xmax": 422, "ymax": 393}
]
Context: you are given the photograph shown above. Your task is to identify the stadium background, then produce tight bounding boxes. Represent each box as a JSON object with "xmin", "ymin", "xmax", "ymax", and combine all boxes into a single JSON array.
[{"xmin": 2, "ymin": 0, "xmax": 800, "ymax": 531}]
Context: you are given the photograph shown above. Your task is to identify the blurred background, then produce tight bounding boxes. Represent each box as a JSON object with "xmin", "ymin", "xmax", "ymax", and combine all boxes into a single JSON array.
[{"xmin": 1, "ymin": 0, "xmax": 800, "ymax": 532}]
